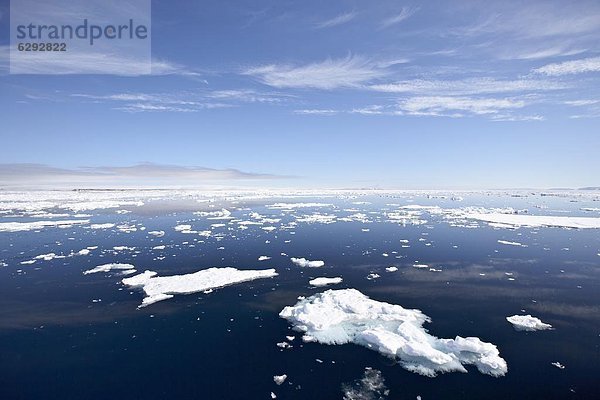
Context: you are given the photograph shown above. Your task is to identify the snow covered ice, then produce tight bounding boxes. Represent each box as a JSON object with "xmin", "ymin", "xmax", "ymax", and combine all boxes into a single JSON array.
[
  {"xmin": 309, "ymin": 277, "xmax": 343, "ymax": 287},
  {"xmin": 290, "ymin": 257, "xmax": 325, "ymax": 268},
  {"xmin": 280, "ymin": 289, "xmax": 507, "ymax": 377},
  {"xmin": 506, "ymin": 315, "xmax": 553, "ymax": 331},
  {"xmin": 122, "ymin": 267, "xmax": 278, "ymax": 307}
]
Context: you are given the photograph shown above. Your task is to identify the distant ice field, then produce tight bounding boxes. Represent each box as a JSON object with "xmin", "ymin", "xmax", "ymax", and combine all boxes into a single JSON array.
[{"xmin": 0, "ymin": 189, "xmax": 598, "ymax": 399}]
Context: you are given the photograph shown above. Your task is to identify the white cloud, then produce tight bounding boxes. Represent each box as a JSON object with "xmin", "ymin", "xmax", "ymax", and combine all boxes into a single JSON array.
[
  {"xmin": 244, "ymin": 56, "xmax": 388, "ymax": 89},
  {"xmin": 370, "ymin": 77, "xmax": 566, "ymax": 95},
  {"xmin": 315, "ymin": 12, "xmax": 357, "ymax": 29},
  {"xmin": 564, "ymin": 99, "xmax": 600, "ymax": 106},
  {"xmin": 70, "ymin": 89, "xmax": 288, "ymax": 112},
  {"xmin": 399, "ymin": 96, "xmax": 525, "ymax": 116},
  {"xmin": 505, "ymin": 46, "xmax": 587, "ymax": 60},
  {"xmin": 381, "ymin": 7, "xmax": 417, "ymax": 28},
  {"xmin": 294, "ymin": 109, "xmax": 339, "ymax": 115},
  {"xmin": 533, "ymin": 56, "xmax": 600, "ymax": 76}
]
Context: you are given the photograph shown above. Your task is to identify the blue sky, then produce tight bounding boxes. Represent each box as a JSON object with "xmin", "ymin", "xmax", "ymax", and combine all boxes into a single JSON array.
[{"xmin": 0, "ymin": 0, "xmax": 599, "ymax": 189}]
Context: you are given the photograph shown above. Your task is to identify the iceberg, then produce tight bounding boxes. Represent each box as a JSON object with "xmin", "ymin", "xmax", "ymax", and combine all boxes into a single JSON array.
[
  {"xmin": 83, "ymin": 263, "xmax": 136, "ymax": 275},
  {"xmin": 466, "ymin": 213, "xmax": 600, "ymax": 229},
  {"xmin": 291, "ymin": 257, "xmax": 325, "ymax": 268},
  {"xmin": 280, "ymin": 289, "xmax": 507, "ymax": 377},
  {"xmin": 122, "ymin": 267, "xmax": 278, "ymax": 307},
  {"xmin": 273, "ymin": 375, "xmax": 287, "ymax": 385},
  {"xmin": 309, "ymin": 277, "xmax": 343, "ymax": 287},
  {"xmin": 506, "ymin": 315, "xmax": 553, "ymax": 331},
  {"xmin": 0, "ymin": 219, "xmax": 89, "ymax": 232}
]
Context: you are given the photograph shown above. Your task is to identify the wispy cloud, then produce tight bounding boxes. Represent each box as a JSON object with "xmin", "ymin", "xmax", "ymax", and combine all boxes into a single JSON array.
[
  {"xmin": 370, "ymin": 77, "xmax": 566, "ymax": 95},
  {"xmin": 294, "ymin": 109, "xmax": 339, "ymax": 115},
  {"xmin": 380, "ymin": 7, "xmax": 417, "ymax": 28},
  {"xmin": 533, "ymin": 56, "xmax": 600, "ymax": 76},
  {"xmin": 398, "ymin": 96, "xmax": 525, "ymax": 116},
  {"xmin": 504, "ymin": 46, "xmax": 587, "ymax": 60},
  {"xmin": 70, "ymin": 89, "xmax": 289, "ymax": 112},
  {"xmin": 294, "ymin": 96, "xmax": 535, "ymax": 120},
  {"xmin": 315, "ymin": 11, "xmax": 357, "ymax": 29},
  {"xmin": 564, "ymin": 99, "xmax": 600, "ymax": 106},
  {"xmin": 244, "ymin": 56, "xmax": 388, "ymax": 89}
]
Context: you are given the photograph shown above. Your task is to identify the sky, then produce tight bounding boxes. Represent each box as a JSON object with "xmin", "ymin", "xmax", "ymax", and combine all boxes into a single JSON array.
[{"xmin": 0, "ymin": 0, "xmax": 599, "ymax": 189}]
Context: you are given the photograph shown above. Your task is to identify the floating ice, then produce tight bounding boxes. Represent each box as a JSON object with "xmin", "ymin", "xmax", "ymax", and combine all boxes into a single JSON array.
[
  {"xmin": 62, "ymin": 200, "xmax": 143, "ymax": 212},
  {"xmin": 268, "ymin": 203, "xmax": 333, "ymax": 209},
  {"xmin": 386, "ymin": 266, "xmax": 398, "ymax": 272},
  {"xmin": 148, "ymin": 230, "xmax": 165, "ymax": 237},
  {"xmin": 280, "ymin": 289, "xmax": 507, "ymax": 377},
  {"xmin": 90, "ymin": 223, "xmax": 116, "ymax": 229},
  {"xmin": 273, "ymin": 375, "xmax": 287, "ymax": 385},
  {"xmin": 551, "ymin": 362, "xmax": 565, "ymax": 369},
  {"xmin": 258, "ymin": 256, "xmax": 271, "ymax": 261},
  {"xmin": 466, "ymin": 213, "xmax": 600, "ymax": 229},
  {"xmin": 0, "ymin": 219, "xmax": 89, "ymax": 232},
  {"xmin": 122, "ymin": 267, "xmax": 278, "ymax": 307},
  {"xmin": 497, "ymin": 240, "xmax": 527, "ymax": 247},
  {"xmin": 291, "ymin": 257, "xmax": 325, "ymax": 268},
  {"xmin": 309, "ymin": 277, "xmax": 343, "ymax": 287},
  {"xmin": 34, "ymin": 253, "xmax": 66, "ymax": 261},
  {"xmin": 83, "ymin": 263, "xmax": 136, "ymax": 275},
  {"xmin": 342, "ymin": 368, "xmax": 388, "ymax": 400},
  {"xmin": 506, "ymin": 315, "xmax": 553, "ymax": 331}
]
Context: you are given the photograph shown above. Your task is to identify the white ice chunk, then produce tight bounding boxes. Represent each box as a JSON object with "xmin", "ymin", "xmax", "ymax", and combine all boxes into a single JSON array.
[
  {"xmin": 309, "ymin": 277, "xmax": 343, "ymax": 287},
  {"xmin": 506, "ymin": 315, "xmax": 553, "ymax": 331},
  {"xmin": 83, "ymin": 263, "xmax": 136, "ymax": 275},
  {"xmin": 122, "ymin": 267, "xmax": 278, "ymax": 307},
  {"xmin": 90, "ymin": 223, "xmax": 116, "ymax": 229},
  {"xmin": 0, "ymin": 219, "xmax": 89, "ymax": 232},
  {"xmin": 273, "ymin": 375, "xmax": 287, "ymax": 385},
  {"xmin": 467, "ymin": 213, "xmax": 600, "ymax": 229},
  {"xmin": 280, "ymin": 289, "xmax": 507, "ymax": 377},
  {"xmin": 291, "ymin": 257, "xmax": 325, "ymax": 268},
  {"xmin": 497, "ymin": 240, "xmax": 527, "ymax": 247}
]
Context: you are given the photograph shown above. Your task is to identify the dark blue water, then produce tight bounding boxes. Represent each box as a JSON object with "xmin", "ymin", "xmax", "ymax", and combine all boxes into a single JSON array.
[{"xmin": 0, "ymin": 194, "xmax": 599, "ymax": 399}]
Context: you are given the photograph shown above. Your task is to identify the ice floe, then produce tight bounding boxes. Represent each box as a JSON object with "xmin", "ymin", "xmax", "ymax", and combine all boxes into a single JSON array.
[
  {"xmin": 466, "ymin": 213, "xmax": 600, "ymax": 229},
  {"xmin": 122, "ymin": 267, "xmax": 278, "ymax": 307},
  {"xmin": 506, "ymin": 315, "xmax": 553, "ymax": 331},
  {"xmin": 497, "ymin": 240, "xmax": 527, "ymax": 247},
  {"xmin": 309, "ymin": 277, "xmax": 343, "ymax": 287},
  {"xmin": 83, "ymin": 263, "xmax": 137, "ymax": 275},
  {"xmin": 280, "ymin": 289, "xmax": 507, "ymax": 377},
  {"xmin": 268, "ymin": 202, "xmax": 333, "ymax": 209},
  {"xmin": 273, "ymin": 375, "xmax": 287, "ymax": 385},
  {"xmin": 290, "ymin": 257, "xmax": 325, "ymax": 268},
  {"xmin": 0, "ymin": 219, "xmax": 89, "ymax": 232},
  {"xmin": 89, "ymin": 223, "xmax": 116, "ymax": 229}
]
